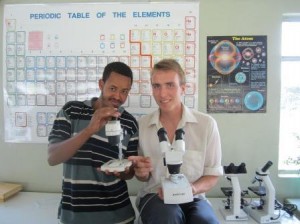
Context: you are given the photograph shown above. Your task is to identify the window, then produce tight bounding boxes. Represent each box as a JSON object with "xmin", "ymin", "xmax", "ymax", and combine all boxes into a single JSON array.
[{"xmin": 279, "ymin": 16, "xmax": 300, "ymax": 177}]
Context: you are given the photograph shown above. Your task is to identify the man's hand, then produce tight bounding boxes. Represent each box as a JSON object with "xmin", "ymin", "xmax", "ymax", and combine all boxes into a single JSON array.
[{"xmin": 128, "ymin": 156, "xmax": 153, "ymax": 181}]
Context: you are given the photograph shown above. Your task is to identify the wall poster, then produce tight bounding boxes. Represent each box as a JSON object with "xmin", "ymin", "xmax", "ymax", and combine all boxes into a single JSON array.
[
  {"xmin": 3, "ymin": 3, "xmax": 199, "ymax": 143},
  {"xmin": 207, "ymin": 36, "xmax": 267, "ymax": 113}
]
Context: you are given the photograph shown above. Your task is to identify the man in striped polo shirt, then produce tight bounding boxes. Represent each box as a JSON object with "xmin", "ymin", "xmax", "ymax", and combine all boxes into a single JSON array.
[{"xmin": 48, "ymin": 61, "xmax": 138, "ymax": 224}]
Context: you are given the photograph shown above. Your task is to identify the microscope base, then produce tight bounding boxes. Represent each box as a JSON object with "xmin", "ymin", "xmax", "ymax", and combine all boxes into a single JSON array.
[
  {"xmin": 244, "ymin": 206, "xmax": 280, "ymax": 223},
  {"xmin": 161, "ymin": 175, "xmax": 193, "ymax": 204},
  {"xmin": 220, "ymin": 207, "xmax": 248, "ymax": 221},
  {"xmin": 100, "ymin": 159, "xmax": 132, "ymax": 172}
]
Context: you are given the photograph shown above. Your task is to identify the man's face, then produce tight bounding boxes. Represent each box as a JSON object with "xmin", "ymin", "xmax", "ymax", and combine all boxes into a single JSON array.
[
  {"xmin": 151, "ymin": 70, "xmax": 185, "ymax": 112},
  {"xmin": 99, "ymin": 71, "xmax": 131, "ymax": 108}
]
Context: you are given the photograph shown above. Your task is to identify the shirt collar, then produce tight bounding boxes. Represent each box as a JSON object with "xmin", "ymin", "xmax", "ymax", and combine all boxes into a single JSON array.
[{"xmin": 147, "ymin": 104, "xmax": 197, "ymax": 128}]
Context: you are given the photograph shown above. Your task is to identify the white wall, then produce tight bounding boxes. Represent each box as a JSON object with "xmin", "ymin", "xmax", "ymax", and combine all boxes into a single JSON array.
[{"xmin": 0, "ymin": 0, "xmax": 299, "ymax": 201}]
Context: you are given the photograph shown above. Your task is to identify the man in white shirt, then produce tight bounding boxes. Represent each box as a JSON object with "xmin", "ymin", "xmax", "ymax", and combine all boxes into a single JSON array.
[{"xmin": 129, "ymin": 59, "xmax": 223, "ymax": 224}]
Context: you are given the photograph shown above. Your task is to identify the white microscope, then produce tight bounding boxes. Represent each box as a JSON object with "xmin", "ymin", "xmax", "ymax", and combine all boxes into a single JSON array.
[
  {"xmin": 157, "ymin": 127, "xmax": 193, "ymax": 204},
  {"xmin": 100, "ymin": 117, "xmax": 132, "ymax": 172},
  {"xmin": 220, "ymin": 163, "xmax": 248, "ymax": 221},
  {"xmin": 244, "ymin": 161, "xmax": 280, "ymax": 223}
]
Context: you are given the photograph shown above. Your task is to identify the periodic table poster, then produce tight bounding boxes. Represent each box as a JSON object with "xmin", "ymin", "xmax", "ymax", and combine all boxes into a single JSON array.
[{"xmin": 3, "ymin": 3, "xmax": 199, "ymax": 143}]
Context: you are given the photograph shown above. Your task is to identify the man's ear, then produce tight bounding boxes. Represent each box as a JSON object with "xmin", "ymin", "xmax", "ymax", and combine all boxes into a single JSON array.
[
  {"xmin": 99, "ymin": 79, "xmax": 104, "ymax": 91},
  {"xmin": 181, "ymin": 83, "xmax": 186, "ymax": 95}
]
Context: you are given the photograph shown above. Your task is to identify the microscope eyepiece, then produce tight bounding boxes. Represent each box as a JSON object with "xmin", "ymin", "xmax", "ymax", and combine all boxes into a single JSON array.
[
  {"xmin": 157, "ymin": 128, "xmax": 168, "ymax": 142},
  {"xmin": 175, "ymin": 129, "xmax": 185, "ymax": 140}
]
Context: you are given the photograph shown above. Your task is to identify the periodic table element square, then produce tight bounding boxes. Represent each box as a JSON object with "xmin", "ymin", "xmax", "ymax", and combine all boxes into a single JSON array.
[
  {"xmin": 174, "ymin": 42, "xmax": 184, "ymax": 55},
  {"xmin": 15, "ymin": 44, "xmax": 25, "ymax": 55},
  {"xmin": 6, "ymin": 31, "xmax": 16, "ymax": 43},
  {"xmin": 130, "ymin": 43, "xmax": 141, "ymax": 55},
  {"xmin": 174, "ymin": 29, "xmax": 185, "ymax": 42},
  {"xmin": 16, "ymin": 31, "xmax": 26, "ymax": 43},
  {"xmin": 140, "ymin": 81, "xmax": 151, "ymax": 94},
  {"xmin": 130, "ymin": 56, "xmax": 140, "ymax": 68},
  {"xmin": 28, "ymin": 31, "xmax": 43, "ymax": 50},
  {"xmin": 16, "ymin": 69, "xmax": 25, "ymax": 81},
  {"xmin": 37, "ymin": 112, "xmax": 47, "ymax": 124},
  {"xmin": 132, "ymin": 68, "xmax": 140, "ymax": 81},
  {"xmin": 6, "ymin": 44, "xmax": 16, "ymax": 56},
  {"xmin": 66, "ymin": 94, "xmax": 76, "ymax": 102},
  {"xmin": 140, "ymin": 95, "xmax": 151, "ymax": 108},
  {"xmin": 87, "ymin": 56, "xmax": 97, "ymax": 68},
  {"xmin": 141, "ymin": 30, "xmax": 152, "ymax": 41},
  {"xmin": 87, "ymin": 81, "xmax": 97, "ymax": 94},
  {"xmin": 185, "ymin": 82, "xmax": 196, "ymax": 95},
  {"xmin": 36, "ymin": 69, "xmax": 46, "ymax": 81},
  {"xmin": 141, "ymin": 42, "xmax": 151, "ymax": 55},
  {"xmin": 46, "ymin": 69, "xmax": 56, "ymax": 81},
  {"xmin": 26, "ymin": 69, "xmax": 35, "ymax": 81},
  {"xmin": 141, "ymin": 56, "xmax": 151, "ymax": 68},
  {"xmin": 27, "ymin": 94, "xmax": 36, "ymax": 106},
  {"xmin": 46, "ymin": 82, "xmax": 56, "ymax": 94},
  {"xmin": 185, "ymin": 56, "xmax": 195, "ymax": 68},
  {"xmin": 16, "ymin": 94, "xmax": 26, "ymax": 106},
  {"xmin": 77, "ymin": 69, "xmax": 87, "ymax": 81},
  {"xmin": 152, "ymin": 42, "xmax": 162, "ymax": 55},
  {"xmin": 152, "ymin": 30, "xmax": 162, "ymax": 42},
  {"xmin": 26, "ymin": 56, "xmax": 35, "ymax": 68},
  {"xmin": 16, "ymin": 82, "xmax": 26, "ymax": 94},
  {"xmin": 66, "ymin": 82, "xmax": 76, "ymax": 94},
  {"xmin": 6, "ymin": 81, "xmax": 16, "ymax": 94},
  {"xmin": 77, "ymin": 82, "xmax": 87, "ymax": 94},
  {"xmin": 36, "ymin": 82, "xmax": 46, "ymax": 94},
  {"xmin": 46, "ymin": 56, "xmax": 56, "ymax": 68},
  {"xmin": 56, "ymin": 69, "xmax": 66, "ymax": 81},
  {"xmin": 66, "ymin": 69, "xmax": 76, "ymax": 81},
  {"xmin": 46, "ymin": 94, "xmax": 56, "ymax": 106},
  {"xmin": 16, "ymin": 56, "xmax": 25, "ymax": 68},
  {"xmin": 66, "ymin": 56, "xmax": 77, "ymax": 68},
  {"xmin": 7, "ymin": 69, "xmax": 16, "ymax": 81},
  {"xmin": 56, "ymin": 82, "xmax": 66, "ymax": 94},
  {"xmin": 36, "ymin": 56, "xmax": 46, "ymax": 68},
  {"xmin": 185, "ymin": 30, "xmax": 196, "ymax": 42},
  {"xmin": 7, "ymin": 95, "xmax": 16, "ymax": 106},
  {"xmin": 185, "ymin": 16, "xmax": 196, "ymax": 29},
  {"xmin": 130, "ymin": 30, "xmax": 141, "ymax": 42},
  {"xmin": 141, "ymin": 69, "xmax": 151, "ymax": 81},
  {"xmin": 162, "ymin": 30, "xmax": 174, "ymax": 42},
  {"xmin": 37, "ymin": 94, "xmax": 46, "ymax": 106},
  {"xmin": 185, "ymin": 42, "xmax": 195, "ymax": 55},
  {"xmin": 6, "ymin": 56, "xmax": 16, "ymax": 69},
  {"xmin": 37, "ymin": 124, "xmax": 47, "ymax": 137},
  {"xmin": 163, "ymin": 42, "xmax": 173, "ymax": 55},
  {"xmin": 56, "ymin": 56, "xmax": 66, "ymax": 68},
  {"xmin": 26, "ymin": 82, "xmax": 36, "ymax": 94},
  {"xmin": 87, "ymin": 69, "xmax": 97, "ymax": 81},
  {"xmin": 184, "ymin": 95, "xmax": 195, "ymax": 108},
  {"xmin": 119, "ymin": 56, "xmax": 129, "ymax": 65},
  {"xmin": 131, "ymin": 81, "xmax": 140, "ymax": 94},
  {"xmin": 97, "ymin": 56, "xmax": 108, "ymax": 67},
  {"xmin": 78, "ymin": 56, "xmax": 87, "ymax": 68},
  {"xmin": 56, "ymin": 94, "xmax": 66, "ymax": 106},
  {"xmin": 108, "ymin": 56, "xmax": 118, "ymax": 63}
]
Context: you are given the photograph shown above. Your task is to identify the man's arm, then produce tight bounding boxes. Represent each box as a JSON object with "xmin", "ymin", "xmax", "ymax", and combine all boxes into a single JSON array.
[
  {"xmin": 48, "ymin": 107, "xmax": 120, "ymax": 166},
  {"xmin": 191, "ymin": 175, "xmax": 219, "ymax": 195},
  {"xmin": 128, "ymin": 156, "xmax": 152, "ymax": 181},
  {"xmin": 48, "ymin": 127, "xmax": 94, "ymax": 166}
]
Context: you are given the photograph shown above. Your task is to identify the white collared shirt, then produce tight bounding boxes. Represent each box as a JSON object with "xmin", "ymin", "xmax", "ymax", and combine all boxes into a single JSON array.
[{"xmin": 137, "ymin": 104, "xmax": 223, "ymax": 201}]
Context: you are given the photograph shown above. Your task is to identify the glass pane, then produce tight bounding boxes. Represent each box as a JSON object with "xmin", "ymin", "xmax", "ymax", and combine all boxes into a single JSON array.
[
  {"xmin": 282, "ymin": 22, "xmax": 300, "ymax": 56},
  {"xmin": 279, "ymin": 61, "xmax": 300, "ymax": 174}
]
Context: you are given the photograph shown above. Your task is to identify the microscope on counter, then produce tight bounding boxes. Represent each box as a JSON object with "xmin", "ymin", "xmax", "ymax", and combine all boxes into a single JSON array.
[
  {"xmin": 157, "ymin": 127, "xmax": 193, "ymax": 204},
  {"xmin": 244, "ymin": 161, "xmax": 280, "ymax": 223},
  {"xmin": 100, "ymin": 117, "xmax": 132, "ymax": 172},
  {"xmin": 220, "ymin": 162, "xmax": 248, "ymax": 221}
]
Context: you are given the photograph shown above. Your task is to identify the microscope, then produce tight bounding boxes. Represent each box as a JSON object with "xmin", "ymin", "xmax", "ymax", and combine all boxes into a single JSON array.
[
  {"xmin": 220, "ymin": 163, "xmax": 248, "ymax": 221},
  {"xmin": 157, "ymin": 127, "xmax": 193, "ymax": 204},
  {"xmin": 100, "ymin": 117, "xmax": 132, "ymax": 172},
  {"xmin": 244, "ymin": 161, "xmax": 280, "ymax": 223}
]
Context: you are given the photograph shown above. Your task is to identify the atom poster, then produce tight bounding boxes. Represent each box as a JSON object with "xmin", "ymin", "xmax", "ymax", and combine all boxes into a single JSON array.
[{"xmin": 207, "ymin": 36, "xmax": 267, "ymax": 113}]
